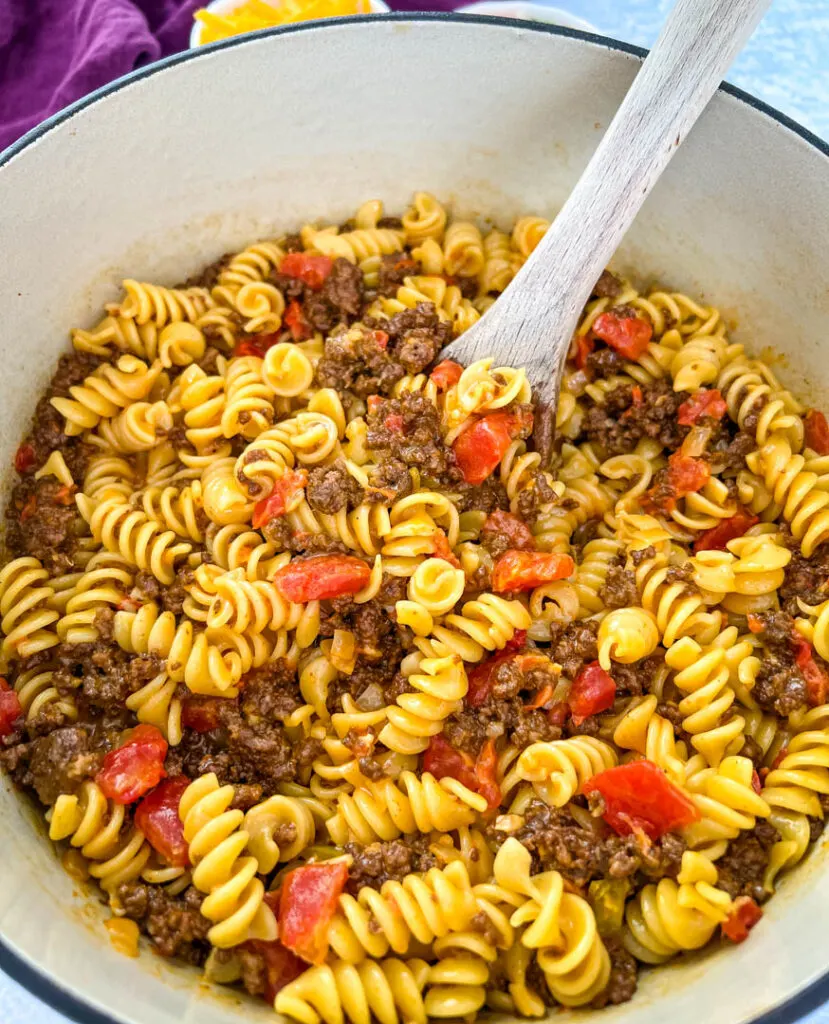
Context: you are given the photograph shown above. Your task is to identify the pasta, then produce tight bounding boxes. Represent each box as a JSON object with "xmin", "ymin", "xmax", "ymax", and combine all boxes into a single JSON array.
[{"xmin": 4, "ymin": 193, "xmax": 828, "ymax": 1023}]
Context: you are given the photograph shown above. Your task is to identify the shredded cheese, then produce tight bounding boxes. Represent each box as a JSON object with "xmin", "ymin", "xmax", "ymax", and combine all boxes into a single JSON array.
[{"xmin": 194, "ymin": 0, "xmax": 372, "ymax": 43}]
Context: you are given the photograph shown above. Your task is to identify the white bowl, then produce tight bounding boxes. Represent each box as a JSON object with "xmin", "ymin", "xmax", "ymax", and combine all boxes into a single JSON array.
[
  {"xmin": 454, "ymin": 2, "xmax": 595, "ymax": 31},
  {"xmin": 189, "ymin": 0, "xmax": 390, "ymax": 47},
  {"xmin": 2, "ymin": 14, "xmax": 829, "ymax": 1024}
]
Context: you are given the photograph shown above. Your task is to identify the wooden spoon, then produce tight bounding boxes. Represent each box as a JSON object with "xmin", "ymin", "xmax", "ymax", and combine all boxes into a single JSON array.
[{"xmin": 442, "ymin": 0, "xmax": 771, "ymax": 459}]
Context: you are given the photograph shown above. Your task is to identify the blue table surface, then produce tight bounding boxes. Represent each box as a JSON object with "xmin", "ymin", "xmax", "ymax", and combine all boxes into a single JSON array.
[{"xmin": 1, "ymin": 2, "xmax": 827, "ymax": 1022}]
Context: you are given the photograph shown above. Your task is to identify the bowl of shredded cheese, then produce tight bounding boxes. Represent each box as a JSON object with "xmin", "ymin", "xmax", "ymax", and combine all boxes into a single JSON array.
[{"xmin": 190, "ymin": 0, "xmax": 390, "ymax": 46}]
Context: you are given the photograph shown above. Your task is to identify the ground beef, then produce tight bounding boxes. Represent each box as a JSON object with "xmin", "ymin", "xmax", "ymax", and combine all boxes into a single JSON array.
[
  {"xmin": 303, "ymin": 258, "xmax": 363, "ymax": 333},
  {"xmin": 316, "ymin": 322, "xmax": 404, "ymax": 398},
  {"xmin": 306, "ymin": 459, "xmax": 364, "ymax": 514},
  {"xmin": 7, "ymin": 477, "xmax": 83, "ymax": 567},
  {"xmin": 780, "ymin": 540, "xmax": 829, "ymax": 615},
  {"xmin": 598, "ymin": 564, "xmax": 638, "ymax": 609},
  {"xmin": 230, "ymin": 783, "xmax": 265, "ymax": 811},
  {"xmin": 367, "ymin": 458, "xmax": 413, "ymax": 503},
  {"xmin": 52, "ymin": 643, "xmax": 162, "ymax": 713},
  {"xmin": 367, "ymin": 391, "xmax": 458, "ymax": 481},
  {"xmin": 455, "ymin": 479, "xmax": 511, "ymax": 515},
  {"xmin": 24, "ymin": 727, "xmax": 102, "ymax": 805},
  {"xmin": 709, "ymin": 429, "xmax": 756, "ymax": 475},
  {"xmin": 195, "ymin": 705, "xmax": 300, "ymax": 790},
  {"xmin": 445, "ymin": 699, "xmax": 561, "ymax": 756},
  {"xmin": 592, "ymin": 270, "xmax": 623, "ymax": 299},
  {"xmin": 239, "ymin": 660, "xmax": 301, "ymax": 723},
  {"xmin": 584, "ymin": 347, "xmax": 627, "ymax": 381},
  {"xmin": 132, "ymin": 571, "xmax": 162, "ymax": 604},
  {"xmin": 749, "ymin": 611, "xmax": 808, "ymax": 715},
  {"xmin": 593, "ymin": 938, "xmax": 637, "ymax": 1007},
  {"xmin": 513, "ymin": 472, "xmax": 558, "ymax": 525},
  {"xmin": 344, "ymin": 836, "xmax": 436, "ymax": 893},
  {"xmin": 178, "ymin": 254, "xmax": 231, "ymax": 290},
  {"xmin": 715, "ymin": 821, "xmax": 779, "ymax": 902},
  {"xmin": 504, "ymin": 801, "xmax": 685, "ymax": 887},
  {"xmin": 609, "ymin": 653, "xmax": 665, "ymax": 698},
  {"xmin": 375, "ymin": 252, "xmax": 419, "ymax": 296},
  {"xmin": 263, "ymin": 516, "xmax": 350, "ymax": 555},
  {"xmin": 118, "ymin": 883, "xmax": 211, "ymax": 963},
  {"xmin": 376, "ymin": 303, "xmax": 452, "ymax": 375},
  {"xmin": 160, "ymin": 564, "xmax": 196, "ymax": 616},
  {"xmin": 549, "ymin": 620, "xmax": 599, "ymax": 678},
  {"xmin": 583, "ymin": 379, "xmax": 686, "ymax": 456}
]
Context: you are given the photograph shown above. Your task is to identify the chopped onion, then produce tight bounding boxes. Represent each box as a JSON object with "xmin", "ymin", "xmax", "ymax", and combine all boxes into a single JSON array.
[
  {"xmin": 355, "ymin": 682, "xmax": 385, "ymax": 711},
  {"xmin": 680, "ymin": 424, "xmax": 712, "ymax": 458}
]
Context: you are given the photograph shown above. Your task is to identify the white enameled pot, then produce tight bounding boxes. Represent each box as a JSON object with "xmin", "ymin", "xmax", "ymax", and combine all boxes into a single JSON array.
[{"xmin": 1, "ymin": 14, "xmax": 829, "ymax": 1024}]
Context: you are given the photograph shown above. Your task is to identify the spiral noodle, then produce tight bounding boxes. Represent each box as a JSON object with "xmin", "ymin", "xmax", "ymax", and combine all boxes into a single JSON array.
[
  {"xmin": 717, "ymin": 357, "xmax": 804, "ymax": 449},
  {"xmin": 207, "ymin": 568, "xmax": 320, "ymax": 648},
  {"xmin": 402, "ymin": 192, "xmax": 447, "ymax": 244},
  {"xmin": 131, "ymin": 482, "xmax": 205, "ymax": 542},
  {"xmin": 0, "ymin": 556, "xmax": 59, "ymax": 662},
  {"xmin": 126, "ymin": 670, "xmax": 182, "ymax": 745},
  {"xmin": 49, "ymin": 781, "xmax": 150, "ymax": 892},
  {"xmin": 243, "ymin": 794, "xmax": 317, "ymax": 873},
  {"xmin": 427, "ymin": 595, "xmax": 532, "ymax": 663},
  {"xmin": 206, "ymin": 523, "xmax": 283, "ymax": 579},
  {"xmin": 532, "ymin": 476, "xmax": 613, "ymax": 553},
  {"xmin": 573, "ymin": 537, "xmax": 624, "ymax": 616},
  {"xmin": 221, "ymin": 355, "xmax": 275, "ymax": 439},
  {"xmin": 13, "ymin": 663, "xmax": 76, "ymax": 724},
  {"xmin": 115, "ymin": 280, "xmax": 213, "ymax": 327},
  {"xmin": 77, "ymin": 495, "xmax": 192, "ymax": 585},
  {"xmin": 762, "ymin": 704, "xmax": 829, "ymax": 817},
  {"xmin": 511, "ymin": 217, "xmax": 549, "ymax": 258},
  {"xmin": 508, "ymin": 738, "xmax": 618, "ymax": 809},
  {"xmin": 612, "ymin": 695, "xmax": 687, "ymax": 783},
  {"xmin": 94, "ymin": 400, "xmax": 173, "ymax": 453},
  {"xmin": 327, "ymin": 770, "xmax": 482, "ymax": 845},
  {"xmin": 179, "ymin": 774, "xmax": 278, "ymax": 948},
  {"xmin": 56, "ymin": 552, "xmax": 134, "ymax": 644},
  {"xmin": 681, "ymin": 755, "xmax": 771, "ymax": 849},
  {"xmin": 327, "ymin": 860, "xmax": 477, "ymax": 963},
  {"xmin": 306, "ymin": 227, "xmax": 405, "ymax": 264},
  {"xmin": 50, "ymin": 355, "xmax": 162, "ymax": 436}
]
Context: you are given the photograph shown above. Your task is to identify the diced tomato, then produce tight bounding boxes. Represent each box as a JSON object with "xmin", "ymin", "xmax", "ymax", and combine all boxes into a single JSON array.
[
  {"xmin": 573, "ymin": 333, "xmax": 595, "ymax": 370},
  {"xmin": 372, "ymin": 330, "xmax": 389, "ymax": 351},
  {"xmin": 481, "ymin": 509, "xmax": 535, "ymax": 552},
  {"xmin": 233, "ymin": 333, "xmax": 281, "ymax": 359},
  {"xmin": 95, "ymin": 724, "xmax": 168, "ymax": 804},
  {"xmin": 453, "ymin": 409, "xmax": 532, "ymax": 486},
  {"xmin": 117, "ymin": 596, "xmax": 141, "ymax": 613},
  {"xmin": 547, "ymin": 701, "xmax": 570, "ymax": 727},
  {"xmin": 693, "ymin": 510, "xmax": 759, "ymax": 552},
  {"xmin": 0, "ymin": 678, "xmax": 21, "ymax": 737},
  {"xmin": 366, "ymin": 395, "xmax": 381, "ymax": 414},
  {"xmin": 431, "ymin": 531, "xmax": 461, "ymax": 568},
  {"xmin": 19, "ymin": 494, "xmax": 37, "ymax": 521},
  {"xmin": 677, "ymin": 389, "xmax": 727, "ymax": 426},
  {"xmin": 491, "ymin": 550, "xmax": 574, "ymax": 593},
  {"xmin": 278, "ymin": 862, "xmax": 349, "ymax": 964},
  {"xmin": 591, "ymin": 310, "xmax": 653, "ymax": 360},
  {"xmin": 524, "ymin": 683, "xmax": 554, "ymax": 710},
  {"xmin": 246, "ymin": 938, "xmax": 307, "ymax": 1003},
  {"xmin": 181, "ymin": 697, "xmax": 227, "ymax": 733},
  {"xmin": 751, "ymin": 770, "xmax": 762, "ymax": 795},
  {"xmin": 423, "ymin": 734, "xmax": 500, "ymax": 809},
  {"xmin": 569, "ymin": 662, "xmax": 616, "ymax": 725},
  {"xmin": 54, "ymin": 485, "xmax": 75, "ymax": 506},
  {"xmin": 272, "ymin": 554, "xmax": 371, "ymax": 602},
  {"xmin": 280, "ymin": 253, "xmax": 333, "ymax": 291},
  {"xmin": 792, "ymin": 635, "xmax": 829, "ymax": 707},
  {"xmin": 668, "ymin": 452, "xmax": 710, "ymax": 497},
  {"xmin": 134, "ymin": 777, "xmax": 190, "ymax": 866},
  {"xmin": 474, "ymin": 739, "xmax": 501, "ymax": 810},
  {"xmin": 746, "ymin": 614, "xmax": 765, "ymax": 634},
  {"xmin": 284, "ymin": 300, "xmax": 312, "ymax": 341},
  {"xmin": 721, "ymin": 897, "xmax": 763, "ymax": 943},
  {"xmin": 383, "ymin": 413, "xmax": 404, "ymax": 434},
  {"xmin": 14, "ymin": 443, "xmax": 35, "ymax": 474},
  {"xmin": 251, "ymin": 470, "xmax": 309, "ymax": 529},
  {"xmin": 631, "ymin": 385, "xmax": 644, "ymax": 405},
  {"xmin": 582, "ymin": 760, "xmax": 700, "ymax": 839},
  {"xmin": 804, "ymin": 409, "xmax": 829, "ymax": 455},
  {"xmin": 429, "ymin": 360, "xmax": 463, "ymax": 391},
  {"xmin": 466, "ymin": 630, "xmax": 528, "ymax": 707},
  {"xmin": 770, "ymin": 746, "xmax": 788, "ymax": 770}
]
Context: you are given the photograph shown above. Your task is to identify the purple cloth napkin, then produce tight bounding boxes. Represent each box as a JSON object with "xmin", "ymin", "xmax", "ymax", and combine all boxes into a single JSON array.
[{"xmin": 0, "ymin": 0, "xmax": 464, "ymax": 154}]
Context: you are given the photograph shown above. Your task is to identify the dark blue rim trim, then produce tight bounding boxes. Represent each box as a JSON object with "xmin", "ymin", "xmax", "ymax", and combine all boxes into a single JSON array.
[{"xmin": 1, "ymin": 14, "xmax": 828, "ymax": 1024}]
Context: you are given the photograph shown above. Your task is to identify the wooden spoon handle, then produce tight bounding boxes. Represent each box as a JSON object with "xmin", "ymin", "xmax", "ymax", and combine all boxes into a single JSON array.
[
  {"xmin": 446, "ymin": 0, "xmax": 771, "ymax": 391},
  {"xmin": 516, "ymin": 0, "xmax": 772, "ymax": 341}
]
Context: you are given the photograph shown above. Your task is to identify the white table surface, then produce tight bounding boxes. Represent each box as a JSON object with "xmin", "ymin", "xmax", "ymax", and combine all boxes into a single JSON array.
[{"xmin": 2, "ymin": 2, "xmax": 828, "ymax": 1022}]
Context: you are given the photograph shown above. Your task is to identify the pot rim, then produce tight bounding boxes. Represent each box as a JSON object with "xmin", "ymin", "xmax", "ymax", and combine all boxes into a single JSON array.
[{"xmin": 1, "ymin": 13, "xmax": 828, "ymax": 1024}]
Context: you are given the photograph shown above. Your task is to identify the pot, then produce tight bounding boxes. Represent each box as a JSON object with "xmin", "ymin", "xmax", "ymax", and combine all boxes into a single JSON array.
[{"xmin": 1, "ymin": 14, "xmax": 829, "ymax": 1024}]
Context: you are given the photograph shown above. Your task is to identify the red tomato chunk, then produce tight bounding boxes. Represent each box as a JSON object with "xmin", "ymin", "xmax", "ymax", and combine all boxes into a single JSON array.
[
  {"xmin": 573, "ymin": 334, "xmax": 595, "ymax": 370},
  {"xmin": 804, "ymin": 409, "xmax": 829, "ymax": 454},
  {"xmin": 693, "ymin": 510, "xmax": 758, "ymax": 552},
  {"xmin": 246, "ymin": 938, "xmax": 307, "ymax": 1003},
  {"xmin": 465, "ymin": 631, "xmax": 528, "ymax": 707},
  {"xmin": 423, "ymin": 734, "xmax": 501, "ymax": 809},
  {"xmin": 792, "ymin": 635, "xmax": 829, "ymax": 707},
  {"xmin": 0, "ymin": 678, "xmax": 21, "ymax": 737},
  {"xmin": 272, "ymin": 555, "xmax": 371, "ymax": 602},
  {"xmin": 429, "ymin": 359, "xmax": 463, "ymax": 391},
  {"xmin": 677, "ymin": 389, "xmax": 727, "ymax": 426},
  {"xmin": 134, "ymin": 777, "xmax": 190, "ymax": 866},
  {"xmin": 233, "ymin": 332, "xmax": 281, "ymax": 359},
  {"xmin": 284, "ymin": 300, "xmax": 312, "ymax": 341},
  {"xmin": 280, "ymin": 253, "xmax": 333, "ymax": 291},
  {"xmin": 569, "ymin": 662, "xmax": 616, "ymax": 725},
  {"xmin": 96, "ymin": 724, "xmax": 168, "ymax": 804},
  {"xmin": 582, "ymin": 760, "xmax": 700, "ymax": 839},
  {"xmin": 180, "ymin": 697, "xmax": 226, "ymax": 733},
  {"xmin": 491, "ymin": 550, "xmax": 574, "ymax": 593},
  {"xmin": 278, "ymin": 862, "xmax": 349, "ymax": 964},
  {"xmin": 453, "ymin": 409, "xmax": 532, "ymax": 485},
  {"xmin": 481, "ymin": 509, "xmax": 535, "ymax": 551},
  {"xmin": 721, "ymin": 897, "xmax": 763, "ymax": 943},
  {"xmin": 251, "ymin": 470, "xmax": 308, "ymax": 529},
  {"xmin": 14, "ymin": 443, "xmax": 35, "ymax": 474},
  {"xmin": 591, "ymin": 310, "xmax": 652, "ymax": 360}
]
